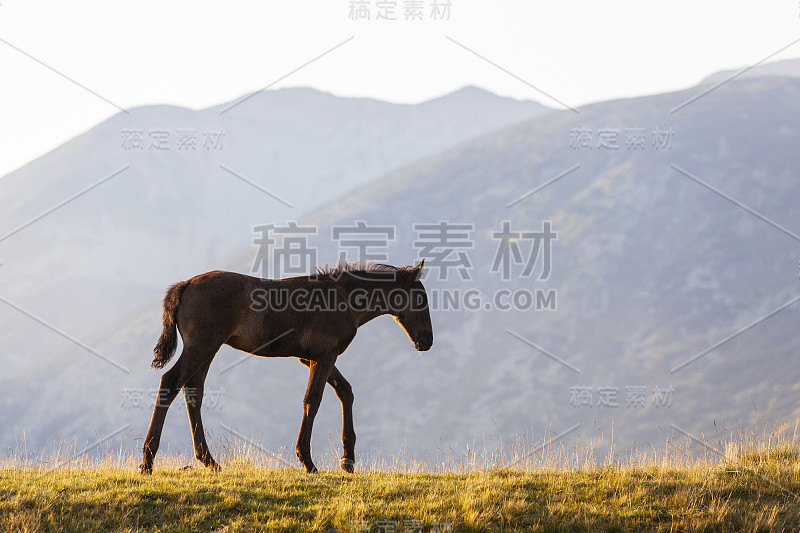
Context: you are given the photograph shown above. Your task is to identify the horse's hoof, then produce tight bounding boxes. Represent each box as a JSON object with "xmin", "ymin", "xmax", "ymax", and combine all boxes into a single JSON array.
[
  {"xmin": 138, "ymin": 464, "xmax": 152, "ymax": 475},
  {"xmin": 340, "ymin": 458, "xmax": 355, "ymax": 473},
  {"xmin": 306, "ymin": 466, "xmax": 319, "ymax": 474},
  {"xmin": 206, "ymin": 462, "xmax": 222, "ymax": 472}
]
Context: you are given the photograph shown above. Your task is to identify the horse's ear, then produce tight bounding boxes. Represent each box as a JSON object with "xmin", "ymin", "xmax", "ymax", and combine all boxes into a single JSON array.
[{"xmin": 412, "ymin": 259, "xmax": 425, "ymax": 280}]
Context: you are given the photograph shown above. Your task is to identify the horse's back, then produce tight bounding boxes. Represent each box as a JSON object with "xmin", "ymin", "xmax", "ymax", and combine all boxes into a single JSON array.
[
  {"xmin": 175, "ymin": 271, "xmax": 256, "ymax": 344},
  {"xmin": 176, "ymin": 270, "xmax": 357, "ymax": 358}
]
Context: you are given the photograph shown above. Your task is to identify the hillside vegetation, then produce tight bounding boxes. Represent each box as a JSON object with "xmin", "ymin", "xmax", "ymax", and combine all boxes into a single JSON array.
[{"xmin": 3, "ymin": 427, "xmax": 800, "ymax": 532}]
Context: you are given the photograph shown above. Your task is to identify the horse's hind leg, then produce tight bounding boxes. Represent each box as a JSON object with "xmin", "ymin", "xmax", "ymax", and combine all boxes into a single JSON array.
[
  {"xmin": 300, "ymin": 359, "xmax": 356, "ymax": 473},
  {"xmin": 139, "ymin": 363, "xmax": 184, "ymax": 474},
  {"xmin": 184, "ymin": 361, "xmax": 220, "ymax": 471},
  {"xmin": 138, "ymin": 345, "xmax": 219, "ymax": 474}
]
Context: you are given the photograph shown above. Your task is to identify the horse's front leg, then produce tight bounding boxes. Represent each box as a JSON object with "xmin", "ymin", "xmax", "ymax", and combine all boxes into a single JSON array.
[
  {"xmin": 300, "ymin": 360, "xmax": 356, "ymax": 473},
  {"xmin": 296, "ymin": 357, "xmax": 334, "ymax": 473}
]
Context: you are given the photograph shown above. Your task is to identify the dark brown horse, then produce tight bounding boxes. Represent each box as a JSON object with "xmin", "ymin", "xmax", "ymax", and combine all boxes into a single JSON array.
[{"xmin": 138, "ymin": 261, "xmax": 433, "ymax": 475}]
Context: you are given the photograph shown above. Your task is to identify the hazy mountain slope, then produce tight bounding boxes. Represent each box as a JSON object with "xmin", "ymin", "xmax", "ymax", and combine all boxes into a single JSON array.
[
  {"xmin": 294, "ymin": 76, "xmax": 800, "ymax": 453},
  {"xmin": 701, "ymin": 56, "xmax": 800, "ymax": 84},
  {"xmin": 6, "ymin": 74, "xmax": 800, "ymax": 466},
  {"xmin": 0, "ymin": 87, "xmax": 549, "ymax": 384},
  {"xmin": 213, "ymin": 75, "xmax": 800, "ymax": 458}
]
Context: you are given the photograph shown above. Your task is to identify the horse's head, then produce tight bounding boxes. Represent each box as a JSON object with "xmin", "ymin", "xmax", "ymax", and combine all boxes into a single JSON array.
[{"xmin": 393, "ymin": 260, "xmax": 433, "ymax": 352}]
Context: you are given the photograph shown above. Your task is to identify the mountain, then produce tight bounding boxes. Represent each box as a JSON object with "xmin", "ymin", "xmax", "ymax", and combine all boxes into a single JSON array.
[
  {"xmin": 701, "ymin": 56, "xmax": 800, "ymax": 84},
  {"xmin": 234, "ymin": 73, "xmax": 800, "ymax": 461},
  {"xmin": 4, "ymin": 70, "xmax": 800, "ymax": 468},
  {"xmin": 0, "ymin": 86, "xmax": 550, "ymax": 387}
]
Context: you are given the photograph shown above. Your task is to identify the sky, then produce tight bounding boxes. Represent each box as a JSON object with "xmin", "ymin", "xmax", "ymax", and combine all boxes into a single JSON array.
[{"xmin": 0, "ymin": 0, "xmax": 798, "ymax": 178}]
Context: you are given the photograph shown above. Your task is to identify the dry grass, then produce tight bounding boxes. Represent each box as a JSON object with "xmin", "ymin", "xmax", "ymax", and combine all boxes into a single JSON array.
[{"xmin": 2, "ymin": 422, "xmax": 800, "ymax": 532}]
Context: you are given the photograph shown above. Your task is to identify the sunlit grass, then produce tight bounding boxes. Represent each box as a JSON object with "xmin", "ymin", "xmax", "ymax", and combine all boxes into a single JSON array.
[{"xmin": 2, "ymin": 422, "xmax": 800, "ymax": 532}]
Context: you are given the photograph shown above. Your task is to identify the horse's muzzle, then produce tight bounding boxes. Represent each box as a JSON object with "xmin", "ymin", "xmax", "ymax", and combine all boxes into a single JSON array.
[{"xmin": 415, "ymin": 330, "xmax": 433, "ymax": 351}]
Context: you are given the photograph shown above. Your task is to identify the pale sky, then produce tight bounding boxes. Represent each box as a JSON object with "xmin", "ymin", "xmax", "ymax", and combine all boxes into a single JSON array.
[{"xmin": 1, "ymin": 0, "xmax": 798, "ymax": 178}]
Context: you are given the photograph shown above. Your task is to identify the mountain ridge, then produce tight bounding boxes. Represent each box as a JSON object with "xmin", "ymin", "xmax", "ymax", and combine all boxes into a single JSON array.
[{"xmin": 3, "ymin": 68, "xmax": 799, "ymax": 465}]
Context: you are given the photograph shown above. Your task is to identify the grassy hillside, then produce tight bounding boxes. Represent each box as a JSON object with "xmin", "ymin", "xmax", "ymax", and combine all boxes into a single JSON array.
[{"xmin": 3, "ymin": 437, "xmax": 800, "ymax": 532}]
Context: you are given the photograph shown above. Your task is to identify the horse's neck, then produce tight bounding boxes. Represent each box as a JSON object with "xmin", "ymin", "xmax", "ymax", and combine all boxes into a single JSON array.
[
  {"xmin": 340, "ymin": 276, "xmax": 397, "ymax": 327},
  {"xmin": 355, "ymin": 308, "xmax": 391, "ymax": 328}
]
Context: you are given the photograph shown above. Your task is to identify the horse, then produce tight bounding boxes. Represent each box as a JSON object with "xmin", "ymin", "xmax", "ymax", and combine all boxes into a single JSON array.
[{"xmin": 138, "ymin": 260, "xmax": 433, "ymax": 475}]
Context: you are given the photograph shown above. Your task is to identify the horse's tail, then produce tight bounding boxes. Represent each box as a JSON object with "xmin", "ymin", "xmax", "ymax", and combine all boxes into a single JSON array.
[{"xmin": 151, "ymin": 280, "xmax": 190, "ymax": 370}]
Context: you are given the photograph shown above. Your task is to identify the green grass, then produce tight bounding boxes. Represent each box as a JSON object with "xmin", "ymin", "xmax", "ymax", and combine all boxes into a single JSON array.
[{"xmin": 3, "ymin": 425, "xmax": 800, "ymax": 532}]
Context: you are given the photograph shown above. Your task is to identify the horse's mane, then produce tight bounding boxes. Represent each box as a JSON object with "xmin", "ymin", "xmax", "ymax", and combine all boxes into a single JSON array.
[{"xmin": 311, "ymin": 261, "xmax": 416, "ymax": 277}]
